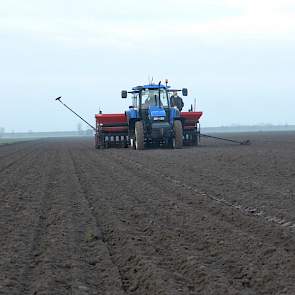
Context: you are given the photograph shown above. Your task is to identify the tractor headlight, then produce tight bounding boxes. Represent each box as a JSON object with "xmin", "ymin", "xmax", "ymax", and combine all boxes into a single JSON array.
[{"xmin": 153, "ymin": 116, "xmax": 165, "ymax": 121}]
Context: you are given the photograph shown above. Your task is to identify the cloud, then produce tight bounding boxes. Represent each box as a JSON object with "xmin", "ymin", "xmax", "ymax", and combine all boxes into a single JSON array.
[{"xmin": 0, "ymin": 0, "xmax": 294, "ymax": 52}]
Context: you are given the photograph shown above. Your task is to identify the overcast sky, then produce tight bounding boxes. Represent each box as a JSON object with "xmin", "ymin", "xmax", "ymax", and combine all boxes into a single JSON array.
[{"xmin": 0, "ymin": 0, "xmax": 295, "ymax": 131}]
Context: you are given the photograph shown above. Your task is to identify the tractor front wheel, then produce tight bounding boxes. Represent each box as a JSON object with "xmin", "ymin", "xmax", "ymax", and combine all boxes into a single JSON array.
[
  {"xmin": 173, "ymin": 120, "xmax": 183, "ymax": 149},
  {"xmin": 135, "ymin": 121, "xmax": 144, "ymax": 150}
]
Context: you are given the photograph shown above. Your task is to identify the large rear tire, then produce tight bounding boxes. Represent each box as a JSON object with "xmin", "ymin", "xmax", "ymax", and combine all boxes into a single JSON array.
[
  {"xmin": 173, "ymin": 120, "xmax": 183, "ymax": 149},
  {"xmin": 135, "ymin": 121, "xmax": 144, "ymax": 150}
]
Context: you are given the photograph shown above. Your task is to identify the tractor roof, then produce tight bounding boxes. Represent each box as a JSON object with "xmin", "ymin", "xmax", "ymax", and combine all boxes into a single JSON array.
[
  {"xmin": 143, "ymin": 84, "xmax": 169, "ymax": 89},
  {"xmin": 131, "ymin": 84, "xmax": 170, "ymax": 92}
]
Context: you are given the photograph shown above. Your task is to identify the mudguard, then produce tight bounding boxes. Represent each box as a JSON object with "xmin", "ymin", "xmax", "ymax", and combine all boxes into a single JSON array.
[{"xmin": 126, "ymin": 108, "xmax": 138, "ymax": 119}]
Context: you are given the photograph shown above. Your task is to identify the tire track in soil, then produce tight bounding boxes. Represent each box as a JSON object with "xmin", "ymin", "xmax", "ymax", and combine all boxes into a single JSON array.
[
  {"xmin": 0, "ymin": 140, "xmax": 34, "ymax": 158},
  {"xmin": 72, "ymin": 145, "xmax": 295, "ymax": 294},
  {"xmin": 0, "ymin": 145, "xmax": 46, "ymax": 210},
  {"xmin": 19, "ymin": 147, "xmax": 77, "ymax": 295},
  {"xmin": 69, "ymin": 148, "xmax": 186, "ymax": 294},
  {"xmin": 0, "ymin": 143, "xmax": 54, "ymax": 294},
  {"xmin": 2, "ymin": 138, "xmax": 295, "ymax": 294},
  {"xmin": 19, "ymin": 150, "xmax": 66, "ymax": 294},
  {"xmin": 0, "ymin": 142, "xmax": 120, "ymax": 294},
  {"xmin": 68, "ymin": 149, "xmax": 127, "ymax": 295},
  {"xmin": 119, "ymin": 143, "xmax": 295, "ymax": 224},
  {"xmin": 0, "ymin": 141, "xmax": 43, "ymax": 174},
  {"xmin": 0, "ymin": 141, "xmax": 124, "ymax": 295},
  {"xmin": 109, "ymin": 151, "xmax": 295, "ymax": 233},
  {"xmin": 71, "ymin": 149, "xmax": 230, "ymax": 294},
  {"xmin": 109, "ymin": 149, "xmax": 295, "ymax": 250},
  {"xmin": 18, "ymin": 143, "xmax": 125, "ymax": 295}
]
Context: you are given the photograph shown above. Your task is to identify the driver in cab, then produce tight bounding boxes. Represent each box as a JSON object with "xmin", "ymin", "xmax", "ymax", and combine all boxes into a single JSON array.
[{"xmin": 144, "ymin": 93, "xmax": 162, "ymax": 107}]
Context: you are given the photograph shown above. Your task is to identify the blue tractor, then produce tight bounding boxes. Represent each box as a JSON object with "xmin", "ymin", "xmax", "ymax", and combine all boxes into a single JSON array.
[{"xmin": 121, "ymin": 82, "xmax": 188, "ymax": 150}]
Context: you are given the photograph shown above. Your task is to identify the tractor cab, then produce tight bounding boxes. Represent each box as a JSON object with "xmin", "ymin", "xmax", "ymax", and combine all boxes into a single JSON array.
[
  {"xmin": 138, "ymin": 85, "xmax": 170, "ymax": 125},
  {"xmin": 140, "ymin": 86, "xmax": 169, "ymax": 108}
]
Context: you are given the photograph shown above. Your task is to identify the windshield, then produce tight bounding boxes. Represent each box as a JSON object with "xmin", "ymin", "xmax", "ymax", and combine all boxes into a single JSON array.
[{"xmin": 141, "ymin": 89, "xmax": 169, "ymax": 109}]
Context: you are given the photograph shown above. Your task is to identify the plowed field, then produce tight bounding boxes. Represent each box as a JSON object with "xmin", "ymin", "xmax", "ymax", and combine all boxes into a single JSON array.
[{"xmin": 1, "ymin": 132, "xmax": 295, "ymax": 295}]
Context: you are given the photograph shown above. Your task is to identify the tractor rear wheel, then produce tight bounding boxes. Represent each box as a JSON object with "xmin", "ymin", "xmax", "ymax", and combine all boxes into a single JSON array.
[
  {"xmin": 173, "ymin": 120, "xmax": 183, "ymax": 149},
  {"xmin": 135, "ymin": 121, "xmax": 144, "ymax": 150}
]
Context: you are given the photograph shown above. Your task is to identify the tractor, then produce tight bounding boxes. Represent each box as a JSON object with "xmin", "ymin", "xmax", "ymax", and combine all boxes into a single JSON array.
[{"xmin": 123, "ymin": 83, "xmax": 186, "ymax": 149}]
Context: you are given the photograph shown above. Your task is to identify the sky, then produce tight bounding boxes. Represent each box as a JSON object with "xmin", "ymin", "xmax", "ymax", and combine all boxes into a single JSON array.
[{"xmin": 0, "ymin": 0, "xmax": 295, "ymax": 132}]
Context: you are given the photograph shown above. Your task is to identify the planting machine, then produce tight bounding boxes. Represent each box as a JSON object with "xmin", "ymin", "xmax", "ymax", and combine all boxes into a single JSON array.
[
  {"xmin": 95, "ymin": 82, "xmax": 202, "ymax": 149},
  {"xmin": 56, "ymin": 80, "xmax": 250, "ymax": 149}
]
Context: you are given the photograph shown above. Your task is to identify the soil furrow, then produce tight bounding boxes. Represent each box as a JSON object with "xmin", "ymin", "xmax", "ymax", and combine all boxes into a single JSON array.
[
  {"xmin": 17, "ymin": 142, "xmax": 125, "ymax": 295},
  {"xmin": 1, "ymin": 135, "xmax": 295, "ymax": 295},
  {"xmin": 67, "ymin": 147, "xmax": 128, "ymax": 295},
  {"xmin": 108, "ymin": 141, "xmax": 295, "ymax": 223},
  {"xmin": 0, "ymin": 143, "xmax": 52, "ymax": 294},
  {"xmin": 73, "ymin": 145, "xmax": 295, "ymax": 294},
  {"xmin": 0, "ymin": 141, "xmax": 34, "ymax": 158},
  {"xmin": 0, "ymin": 141, "xmax": 43, "ymax": 175},
  {"xmin": 108, "ymin": 151, "xmax": 295, "ymax": 233},
  {"xmin": 70, "ymin": 149, "xmax": 188, "ymax": 294}
]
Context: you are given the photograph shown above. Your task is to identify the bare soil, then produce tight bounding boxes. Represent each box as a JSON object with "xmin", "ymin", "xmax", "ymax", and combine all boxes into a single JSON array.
[{"xmin": 1, "ymin": 132, "xmax": 295, "ymax": 295}]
